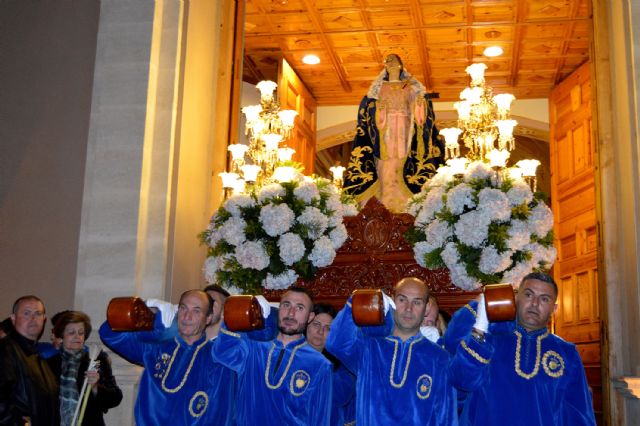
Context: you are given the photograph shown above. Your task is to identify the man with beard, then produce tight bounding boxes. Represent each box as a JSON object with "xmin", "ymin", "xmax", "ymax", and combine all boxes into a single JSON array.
[
  {"xmin": 211, "ymin": 286, "xmax": 332, "ymax": 426},
  {"xmin": 326, "ymin": 277, "xmax": 458, "ymax": 425},
  {"xmin": 100, "ymin": 290, "xmax": 235, "ymax": 425},
  {"xmin": 445, "ymin": 272, "xmax": 596, "ymax": 425},
  {"xmin": 0, "ymin": 295, "xmax": 59, "ymax": 425}
]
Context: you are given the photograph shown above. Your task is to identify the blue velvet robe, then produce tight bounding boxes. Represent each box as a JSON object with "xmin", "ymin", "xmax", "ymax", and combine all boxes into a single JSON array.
[
  {"xmin": 325, "ymin": 299, "xmax": 458, "ymax": 425},
  {"xmin": 445, "ymin": 301, "xmax": 596, "ymax": 426},
  {"xmin": 99, "ymin": 321, "xmax": 235, "ymax": 426},
  {"xmin": 211, "ymin": 326, "xmax": 333, "ymax": 426}
]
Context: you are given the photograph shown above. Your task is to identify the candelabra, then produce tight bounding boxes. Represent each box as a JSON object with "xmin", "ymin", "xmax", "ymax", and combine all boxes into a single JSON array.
[
  {"xmin": 439, "ymin": 63, "xmax": 540, "ymax": 190},
  {"xmin": 219, "ymin": 81, "xmax": 299, "ymax": 196}
]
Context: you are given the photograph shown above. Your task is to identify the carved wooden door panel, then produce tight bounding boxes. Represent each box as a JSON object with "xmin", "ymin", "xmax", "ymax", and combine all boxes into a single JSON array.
[
  {"xmin": 278, "ymin": 59, "xmax": 317, "ymax": 174},
  {"xmin": 549, "ymin": 61, "xmax": 601, "ymax": 423}
]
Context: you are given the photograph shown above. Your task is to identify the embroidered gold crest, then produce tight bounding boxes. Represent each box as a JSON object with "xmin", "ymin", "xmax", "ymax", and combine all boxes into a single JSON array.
[
  {"xmin": 542, "ymin": 350, "xmax": 565, "ymax": 378},
  {"xmin": 416, "ymin": 374, "xmax": 433, "ymax": 400},
  {"xmin": 189, "ymin": 391, "xmax": 208, "ymax": 418},
  {"xmin": 289, "ymin": 370, "xmax": 311, "ymax": 396}
]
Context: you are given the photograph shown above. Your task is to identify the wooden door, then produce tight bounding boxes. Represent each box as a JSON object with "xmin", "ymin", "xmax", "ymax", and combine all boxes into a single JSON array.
[
  {"xmin": 278, "ymin": 59, "xmax": 317, "ymax": 174},
  {"xmin": 549, "ymin": 61, "xmax": 602, "ymax": 423}
]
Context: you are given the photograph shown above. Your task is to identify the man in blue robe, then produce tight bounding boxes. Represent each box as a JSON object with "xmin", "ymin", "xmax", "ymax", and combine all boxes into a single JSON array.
[
  {"xmin": 445, "ymin": 272, "xmax": 596, "ymax": 425},
  {"xmin": 99, "ymin": 289, "xmax": 235, "ymax": 425},
  {"xmin": 211, "ymin": 286, "xmax": 333, "ymax": 426},
  {"xmin": 325, "ymin": 277, "xmax": 458, "ymax": 425}
]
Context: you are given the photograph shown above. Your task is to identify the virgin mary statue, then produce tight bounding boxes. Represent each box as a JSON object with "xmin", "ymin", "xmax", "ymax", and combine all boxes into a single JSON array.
[{"xmin": 343, "ymin": 54, "xmax": 444, "ymax": 213}]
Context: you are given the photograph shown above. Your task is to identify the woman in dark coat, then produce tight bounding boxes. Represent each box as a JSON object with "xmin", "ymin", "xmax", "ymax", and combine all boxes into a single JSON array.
[{"xmin": 47, "ymin": 311, "xmax": 122, "ymax": 426}]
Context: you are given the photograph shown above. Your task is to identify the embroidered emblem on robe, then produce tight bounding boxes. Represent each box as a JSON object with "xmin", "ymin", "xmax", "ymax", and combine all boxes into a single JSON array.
[
  {"xmin": 416, "ymin": 374, "xmax": 433, "ymax": 400},
  {"xmin": 542, "ymin": 351, "xmax": 565, "ymax": 378},
  {"xmin": 189, "ymin": 391, "xmax": 209, "ymax": 417},
  {"xmin": 289, "ymin": 370, "xmax": 311, "ymax": 396}
]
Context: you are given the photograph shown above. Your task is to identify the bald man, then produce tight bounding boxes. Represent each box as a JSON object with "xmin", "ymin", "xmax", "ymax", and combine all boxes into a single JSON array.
[{"xmin": 326, "ymin": 277, "xmax": 458, "ymax": 425}]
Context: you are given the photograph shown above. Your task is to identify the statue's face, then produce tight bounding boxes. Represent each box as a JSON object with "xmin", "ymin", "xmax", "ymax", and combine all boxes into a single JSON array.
[{"xmin": 384, "ymin": 55, "xmax": 402, "ymax": 74}]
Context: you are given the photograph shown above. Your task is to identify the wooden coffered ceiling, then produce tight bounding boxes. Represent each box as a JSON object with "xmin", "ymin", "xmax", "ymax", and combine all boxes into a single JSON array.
[{"xmin": 242, "ymin": 0, "xmax": 592, "ymax": 105}]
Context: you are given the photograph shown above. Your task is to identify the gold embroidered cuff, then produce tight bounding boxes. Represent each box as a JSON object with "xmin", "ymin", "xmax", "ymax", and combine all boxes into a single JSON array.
[{"xmin": 461, "ymin": 340, "xmax": 490, "ymax": 364}]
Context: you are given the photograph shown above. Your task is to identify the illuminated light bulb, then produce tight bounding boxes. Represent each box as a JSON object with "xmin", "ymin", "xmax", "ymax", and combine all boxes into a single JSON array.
[
  {"xmin": 256, "ymin": 80, "xmax": 277, "ymax": 100},
  {"xmin": 516, "ymin": 159, "xmax": 540, "ymax": 177},
  {"xmin": 277, "ymin": 147, "xmax": 295, "ymax": 162},
  {"xmin": 508, "ymin": 167, "xmax": 524, "ymax": 181},
  {"xmin": 218, "ymin": 172, "xmax": 239, "ymax": 189},
  {"xmin": 241, "ymin": 164, "xmax": 261, "ymax": 183},
  {"xmin": 228, "ymin": 144, "xmax": 249, "ymax": 161},
  {"xmin": 483, "ymin": 46, "xmax": 503, "ymax": 57},
  {"xmin": 302, "ymin": 54, "xmax": 320, "ymax": 65},
  {"xmin": 496, "ymin": 119, "xmax": 517, "ymax": 139}
]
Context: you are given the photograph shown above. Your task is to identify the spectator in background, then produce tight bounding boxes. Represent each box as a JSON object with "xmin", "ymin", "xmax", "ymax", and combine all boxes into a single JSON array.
[
  {"xmin": 0, "ymin": 295, "xmax": 59, "ymax": 425},
  {"xmin": 48, "ymin": 311, "xmax": 122, "ymax": 426},
  {"xmin": 38, "ymin": 310, "xmax": 69, "ymax": 359}
]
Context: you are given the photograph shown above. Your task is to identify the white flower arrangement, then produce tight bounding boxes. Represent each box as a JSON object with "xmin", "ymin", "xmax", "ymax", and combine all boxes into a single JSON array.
[
  {"xmin": 406, "ymin": 161, "xmax": 556, "ymax": 290},
  {"xmin": 200, "ymin": 175, "xmax": 357, "ymax": 294}
]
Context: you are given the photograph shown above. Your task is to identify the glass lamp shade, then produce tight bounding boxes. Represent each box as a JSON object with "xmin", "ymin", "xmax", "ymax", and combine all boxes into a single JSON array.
[
  {"xmin": 256, "ymin": 80, "xmax": 277, "ymax": 100},
  {"xmin": 262, "ymin": 133, "xmax": 283, "ymax": 151},
  {"xmin": 447, "ymin": 157, "xmax": 469, "ymax": 175},
  {"xmin": 516, "ymin": 159, "xmax": 540, "ymax": 177},
  {"xmin": 494, "ymin": 94, "xmax": 516, "ymax": 113},
  {"xmin": 277, "ymin": 147, "xmax": 295, "ymax": 162},
  {"xmin": 496, "ymin": 119, "xmax": 517, "ymax": 139},
  {"xmin": 278, "ymin": 110, "xmax": 298, "ymax": 128},
  {"xmin": 461, "ymin": 87, "xmax": 483, "ymax": 105},
  {"xmin": 232, "ymin": 178, "xmax": 246, "ymax": 194},
  {"xmin": 486, "ymin": 149, "xmax": 510, "ymax": 168},
  {"xmin": 242, "ymin": 105, "xmax": 262, "ymax": 122},
  {"xmin": 466, "ymin": 63, "xmax": 488, "ymax": 86},
  {"xmin": 219, "ymin": 172, "xmax": 239, "ymax": 189},
  {"xmin": 329, "ymin": 165, "xmax": 346, "ymax": 181},
  {"xmin": 440, "ymin": 127, "xmax": 463, "ymax": 147},
  {"xmin": 228, "ymin": 144, "xmax": 249, "ymax": 161},
  {"xmin": 508, "ymin": 167, "xmax": 524, "ymax": 180},
  {"xmin": 241, "ymin": 164, "xmax": 261, "ymax": 183},
  {"xmin": 272, "ymin": 166, "xmax": 299, "ymax": 183},
  {"xmin": 454, "ymin": 101, "xmax": 471, "ymax": 120}
]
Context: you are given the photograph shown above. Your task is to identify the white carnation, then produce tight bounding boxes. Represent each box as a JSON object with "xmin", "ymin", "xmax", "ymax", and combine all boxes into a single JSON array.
[
  {"xmin": 503, "ymin": 261, "xmax": 533, "ymax": 288},
  {"xmin": 220, "ymin": 217, "xmax": 247, "ymax": 246},
  {"xmin": 342, "ymin": 203, "xmax": 359, "ymax": 217},
  {"xmin": 415, "ymin": 187, "xmax": 445, "ymax": 226},
  {"xmin": 528, "ymin": 203, "xmax": 554, "ymax": 237},
  {"xmin": 257, "ymin": 183, "xmax": 285, "ymax": 203},
  {"xmin": 223, "ymin": 194, "xmax": 256, "ymax": 217},
  {"xmin": 259, "ymin": 203, "xmax": 295, "ymax": 237},
  {"xmin": 278, "ymin": 232, "xmax": 306, "ymax": 266},
  {"xmin": 293, "ymin": 180, "xmax": 320, "ymax": 204},
  {"xmin": 329, "ymin": 223, "xmax": 348, "ymax": 249},
  {"xmin": 428, "ymin": 166, "xmax": 454, "ymax": 187},
  {"xmin": 525, "ymin": 243, "xmax": 557, "ymax": 268},
  {"xmin": 507, "ymin": 220, "xmax": 530, "ymax": 251},
  {"xmin": 449, "ymin": 264, "xmax": 481, "ymax": 290},
  {"xmin": 478, "ymin": 188, "xmax": 511, "ymax": 222},
  {"xmin": 425, "ymin": 219, "xmax": 453, "ymax": 250},
  {"xmin": 479, "ymin": 246, "xmax": 513, "ymax": 274},
  {"xmin": 234, "ymin": 241, "xmax": 269, "ymax": 270},
  {"xmin": 446, "ymin": 183, "xmax": 476, "ymax": 215},
  {"xmin": 203, "ymin": 255, "xmax": 227, "ymax": 283},
  {"xmin": 221, "ymin": 284, "xmax": 243, "ymax": 295},
  {"xmin": 262, "ymin": 269, "xmax": 299, "ymax": 290},
  {"xmin": 454, "ymin": 211, "xmax": 490, "ymax": 248},
  {"xmin": 464, "ymin": 161, "xmax": 491, "ymax": 181},
  {"xmin": 441, "ymin": 242, "xmax": 460, "ymax": 269},
  {"xmin": 308, "ymin": 236, "xmax": 336, "ymax": 267},
  {"xmin": 298, "ymin": 206, "xmax": 329, "ymax": 240},
  {"xmin": 506, "ymin": 182, "xmax": 533, "ymax": 207}
]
